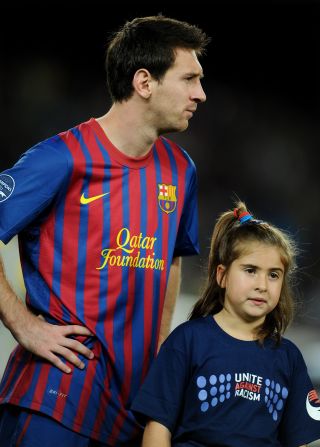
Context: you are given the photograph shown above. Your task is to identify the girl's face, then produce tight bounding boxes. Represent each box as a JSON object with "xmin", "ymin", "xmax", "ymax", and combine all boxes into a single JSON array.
[{"xmin": 216, "ymin": 241, "xmax": 284, "ymax": 325}]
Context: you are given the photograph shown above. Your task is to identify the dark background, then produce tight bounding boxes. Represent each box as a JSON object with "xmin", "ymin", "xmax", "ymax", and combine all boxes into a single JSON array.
[{"xmin": 1, "ymin": 0, "xmax": 320, "ymax": 327}]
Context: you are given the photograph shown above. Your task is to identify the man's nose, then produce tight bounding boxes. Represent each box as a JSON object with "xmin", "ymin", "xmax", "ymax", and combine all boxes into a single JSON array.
[{"xmin": 192, "ymin": 82, "xmax": 206, "ymax": 103}]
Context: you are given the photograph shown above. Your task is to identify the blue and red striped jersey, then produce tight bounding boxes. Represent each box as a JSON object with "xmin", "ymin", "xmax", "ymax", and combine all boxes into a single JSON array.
[{"xmin": 0, "ymin": 118, "xmax": 199, "ymax": 444}]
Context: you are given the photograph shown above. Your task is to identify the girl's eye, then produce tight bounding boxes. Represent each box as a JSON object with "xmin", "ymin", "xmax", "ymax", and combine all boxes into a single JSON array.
[
  {"xmin": 270, "ymin": 271, "xmax": 280, "ymax": 279},
  {"xmin": 245, "ymin": 268, "xmax": 255, "ymax": 274}
]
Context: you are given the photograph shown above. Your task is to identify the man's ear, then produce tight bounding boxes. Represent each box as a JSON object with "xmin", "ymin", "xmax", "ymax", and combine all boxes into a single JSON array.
[
  {"xmin": 216, "ymin": 264, "xmax": 227, "ymax": 288},
  {"xmin": 132, "ymin": 69, "xmax": 152, "ymax": 99}
]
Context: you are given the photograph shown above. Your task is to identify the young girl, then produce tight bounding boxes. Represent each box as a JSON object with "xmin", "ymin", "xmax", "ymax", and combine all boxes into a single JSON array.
[{"xmin": 132, "ymin": 202, "xmax": 320, "ymax": 446}]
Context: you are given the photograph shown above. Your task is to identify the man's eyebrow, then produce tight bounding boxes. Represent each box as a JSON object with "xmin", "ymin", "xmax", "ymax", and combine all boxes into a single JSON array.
[{"xmin": 184, "ymin": 71, "xmax": 204, "ymax": 78}]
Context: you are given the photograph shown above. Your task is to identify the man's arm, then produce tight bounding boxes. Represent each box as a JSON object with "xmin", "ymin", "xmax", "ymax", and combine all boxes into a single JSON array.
[
  {"xmin": 142, "ymin": 420, "xmax": 171, "ymax": 447},
  {"xmin": 0, "ymin": 256, "xmax": 94, "ymax": 373},
  {"xmin": 157, "ymin": 256, "xmax": 181, "ymax": 350}
]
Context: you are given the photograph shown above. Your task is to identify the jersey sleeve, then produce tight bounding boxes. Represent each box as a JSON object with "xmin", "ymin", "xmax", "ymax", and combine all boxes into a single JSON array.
[
  {"xmin": 0, "ymin": 138, "xmax": 70, "ymax": 244},
  {"xmin": 173, "ymin": 160, "xmax": 199, "ymax": 257},
  {"xmin": 131, "ymin": 326, "xmax": 189, "ymax": 432},
  {"xmin": 278, "ymin": 344, "xmax": 320, "ymax": 446}
]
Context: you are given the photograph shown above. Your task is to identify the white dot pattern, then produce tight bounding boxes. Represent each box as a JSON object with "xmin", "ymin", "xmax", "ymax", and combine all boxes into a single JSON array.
[
  {"xmin": 195, "ymin": 373, "xmax": 289, "ymax": 420},
  {"xmin": 196, "ymin": 373, "xmax": 232, "ymax": 412},
  {"xmin": 264, "ymin": 378, "xmax": 288, "ymax": 421}
]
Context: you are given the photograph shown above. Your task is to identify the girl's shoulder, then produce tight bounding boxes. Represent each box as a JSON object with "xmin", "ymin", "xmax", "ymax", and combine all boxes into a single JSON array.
[
  {"xmin": 170, "ymin": 316, "xmax": 213, "ymax": 336},
  {"xmin": 273, "ymin": 336, "xmax": 307, "ymax": 368},
  {"xmin": 163, "ymin": 316, "xmax": 212, "ymax": 351},
  {"xmin": 278, "ymin": 336, "xmax": 302, "ymax": 354}
]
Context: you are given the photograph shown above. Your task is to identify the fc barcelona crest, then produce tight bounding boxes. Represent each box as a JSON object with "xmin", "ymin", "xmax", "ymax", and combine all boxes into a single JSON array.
[{"xmin": 158, "ymin": 184, "xmax": 177, "ymax": 214}]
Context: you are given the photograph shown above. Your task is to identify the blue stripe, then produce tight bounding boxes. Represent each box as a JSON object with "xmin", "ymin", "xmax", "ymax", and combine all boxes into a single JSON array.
[
  {"xmin": 71, "ymin": 128, "xmax": 92, "ymax": 323},
  {"xmin": 151, "ymin": 149, "xmax": 164, "ymax": 356},
  {"xmin": 92, "ymin": 135, "xmax": 111, "ymax": 342},
  {"xmin": 51, "ymin": 137, "xmax": 74, "ymax": 323},
  {"xmin": 58, "ymin": 130, "xmax": 101, "ymax": 430},
  {"xmin": 0, "ymin": 349, "xmax": 31, "ymax": 401},
  {"xmin": 161, "ymin": 139, "xmax": 179, "ymax": 264},
  {"xmin": 110, "ymin": 166, "xmax": 133, "ymax": 437},
  {"xmin": 25, "ymin": 136, "xmax": 74, "ymax": 416},
  {"xmin": 89, "ymin": 165, "xmax": 131, "ymax": 437},
  {"xmin": 39, "ymin": 366, "xmax": 64, "ymax": 417},
  {"xmin": 82, "ymin": 135, "xmax": 120, "ymax": 432},
  {"xmin": 112, "ymin": 166, "xmax": 129, "ymax": 380},
  {"xmin": 61, "ymin": 364, "xmax": 88, "ymax": 425},
  {"xmin": 129, "ymin": 168, "xmax": 147, "ymax": 399}
]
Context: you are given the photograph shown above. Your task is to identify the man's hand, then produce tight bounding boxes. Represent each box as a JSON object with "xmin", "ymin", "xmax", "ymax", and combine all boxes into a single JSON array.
[
  {"xmin": 0, "ymin": 257, "xmax": 94, "ymax": 373},
  {"xmin": 13, "ymin": 313, "xmax": 95, "ymax": 374}
]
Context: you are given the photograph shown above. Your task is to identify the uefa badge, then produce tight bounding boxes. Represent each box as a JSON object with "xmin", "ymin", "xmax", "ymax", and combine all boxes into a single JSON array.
[
  {"xmin": 0, "ymin": 174, "xmax": 15, "ymax": 202},
  {"xmin": 158, "ymin": 184, "xmax": 177, "ymax": 214}
]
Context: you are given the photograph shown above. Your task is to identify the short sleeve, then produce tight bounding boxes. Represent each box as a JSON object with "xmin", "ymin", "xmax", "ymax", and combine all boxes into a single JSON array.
[
  {"xmin": 278, "ymin": 346, "xmax": 320, "ymax": 446},
  {"xmin": 173, "ymin": 161, "xmax": 199, "ymax": 257},
  {"xmin": 0, "ymin": 139, "xmax": 70, "ymax": 244},
  {"xmin": 131, "ymin": 329, "xmax": 189, "ymax": 432}
]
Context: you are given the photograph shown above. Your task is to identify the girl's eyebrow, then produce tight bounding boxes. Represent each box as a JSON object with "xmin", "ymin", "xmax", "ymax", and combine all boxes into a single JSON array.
[{"xmin": 241, "ymin": 263, "xmax": 284, "ymax": 274}]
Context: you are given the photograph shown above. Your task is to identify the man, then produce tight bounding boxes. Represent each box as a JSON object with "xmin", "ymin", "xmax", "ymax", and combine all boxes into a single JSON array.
[{"xmin": 0, "ymin": 15, "xmax": 209, "ymax": 446}]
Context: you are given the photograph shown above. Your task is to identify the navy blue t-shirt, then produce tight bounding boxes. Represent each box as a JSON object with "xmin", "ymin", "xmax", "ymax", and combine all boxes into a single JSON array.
[{"xmin": 132, "ymin": 316, "xmax": 320, "ymax": 446}]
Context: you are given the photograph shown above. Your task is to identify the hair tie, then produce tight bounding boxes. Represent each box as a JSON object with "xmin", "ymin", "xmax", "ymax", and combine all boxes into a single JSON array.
[
  {"xmin": 233, "ymin": 208, "xmax": 253, "ymax": 224},
  {"xmin": 238, "ymin": 211, "xmax": 253, "ymax": 224}
]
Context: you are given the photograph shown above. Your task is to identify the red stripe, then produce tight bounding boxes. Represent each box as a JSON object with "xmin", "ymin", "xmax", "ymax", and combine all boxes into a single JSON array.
[
  {"xmin": 31, "ymin": 364, "xmax": 51, "ymax": 412},
  {"xmin": 90, "ymin": 364, "xmax": 114, "ymax": 437},
  {"xmin": 29, "ymin": 129, "xmax": 86, "ymax": 413},
  {"xmin": 91, "ymin": 152, "xmax": 123, "ymax": 436},
  {"xmin": 148, "ymin": 139, "xmax": 188, "ymax": 371},
  {"xmin": 121, "ymin": 168, "xmax": 140, "ymax": 398},
  {"xmin": 119, "ymin": 137, "xmax": 190, "ymax": 443},
  {"xmin": 309, "ymin": 389, "xmax": 320, "ymax": 403},
  {"xmin": 16, "ymin": 361, "xmax": 38, "ymax": 406},
  {"xmin": 59, "ymin": 129, "xmax": 86, "ymax": 325},
  {"xmin": 108, "ymin": 168, "xmax": 142, "ymax": 441},
  {"xmin": 69, "ymin": 125, "xmax": 107, "ymax": 429},
  {"xmin": 38, "ymin": 207, "xmax": 60, "ymax": 319},
  {"xmin": 169, "ymin": 140, "xmax": 188, "ymax": 219},
  {"xmin": 141, "ymin": 157, "xmax": 158, "ymax": 381},
  {"xmin": 16, "ymin": 412, "xmax": 32, "ymax": 446},
  {"xmin": 51, "ymin": 372, "xmax": 73, "ymax": 423},
  {"xmin": 30, "ymin": 210, "xmax": 59, "ymax": 408},
  {"xmin": 52, "ymin": 123, "xmax": 108, "ymax": 423},
  {"xmin": 155, "ymin": 142, "xmax": 171, "ymax": 345},
  {"xmin": 71, "ymin": 344, "xmax": 103, "ymax": 432},
  {"xmin": 78, "ymin": 124, "xmax": 105, "ymax": 330},
  {"xmin": 0, "ymin": 345, "xmax": 26, "ymax": 399}
]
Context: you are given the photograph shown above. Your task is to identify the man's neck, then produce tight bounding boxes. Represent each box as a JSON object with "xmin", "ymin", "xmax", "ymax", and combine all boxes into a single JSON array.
[{"xmin": 96, "ymin": 101, "xmax": 158, "ymax": 158}]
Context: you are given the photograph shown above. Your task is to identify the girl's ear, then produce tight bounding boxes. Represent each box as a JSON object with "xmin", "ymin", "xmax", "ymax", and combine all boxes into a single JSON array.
[{"xmin": 216, "ymin": 264, "xmax": 227, "ymax": 288}]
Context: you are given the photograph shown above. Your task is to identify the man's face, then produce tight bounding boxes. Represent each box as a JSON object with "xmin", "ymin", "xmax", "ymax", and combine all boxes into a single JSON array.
[{"xmin": 150, "ymin": 48, "xmax": 206, "ymax": 134}]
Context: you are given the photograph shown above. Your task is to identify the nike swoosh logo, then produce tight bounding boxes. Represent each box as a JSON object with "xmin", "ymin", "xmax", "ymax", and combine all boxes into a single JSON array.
[{"xmin": 80, "ymin": 192, "xmax": 110, "ymax": 205}]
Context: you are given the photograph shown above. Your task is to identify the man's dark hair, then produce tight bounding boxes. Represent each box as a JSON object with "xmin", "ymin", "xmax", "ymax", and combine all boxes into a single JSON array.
[{"xmin": 106, "ymin": 15, "xmax": 210, "ymax": 103}]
